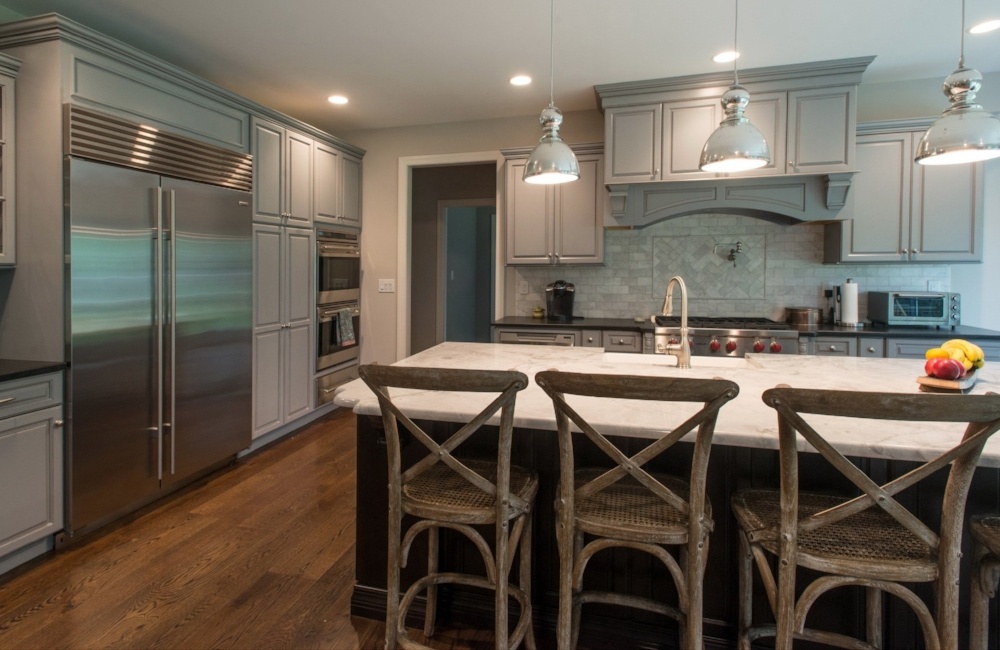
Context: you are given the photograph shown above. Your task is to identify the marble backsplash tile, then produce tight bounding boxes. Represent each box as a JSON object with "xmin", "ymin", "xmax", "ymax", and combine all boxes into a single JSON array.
[{"xmin": 513, "ymin": 214, "xmax": 950, "ymax": 322}]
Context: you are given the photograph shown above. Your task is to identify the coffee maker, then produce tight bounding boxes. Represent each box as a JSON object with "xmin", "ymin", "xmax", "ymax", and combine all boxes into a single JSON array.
[{"xmin": 545, "ymin": 280, "xmax": 576, "ymax": 323}]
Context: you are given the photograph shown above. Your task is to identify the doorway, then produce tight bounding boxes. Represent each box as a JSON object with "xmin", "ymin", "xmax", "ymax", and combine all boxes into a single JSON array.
[{"xmin": 439, "ymin": 201, "xmax": 495, "ymax": 343}]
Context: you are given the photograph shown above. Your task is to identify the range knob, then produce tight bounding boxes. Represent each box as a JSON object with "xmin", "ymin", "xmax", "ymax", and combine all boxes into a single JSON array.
[
  {"xmin": 668, "ymin": 338, "xmax": 678, "ymax": 345},
  {"xmin": 709, "ymin": 339, "xmax": 721, "ymax": 353},
  {"xmin": 770, "ymin": 340, "xmax": 782, "ymax": 353},
  {"xmin": 753, "ymin": 340, "xmax": 766, "ymax": 353},
  {"xmin": 725, "ymin": 340, "xmax": 738, "ymax": 353}
]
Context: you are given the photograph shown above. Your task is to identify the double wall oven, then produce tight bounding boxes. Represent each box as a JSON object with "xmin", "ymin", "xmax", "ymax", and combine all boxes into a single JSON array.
[{"xmin": 316, "ymin": 227, "xmax": 361, "ymax": 402}]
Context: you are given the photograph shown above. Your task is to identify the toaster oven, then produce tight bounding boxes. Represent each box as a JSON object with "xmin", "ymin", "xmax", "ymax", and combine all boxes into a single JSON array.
[{"xmin": 867, "ymin": 291, "xmax": 960, "ymax": 327}]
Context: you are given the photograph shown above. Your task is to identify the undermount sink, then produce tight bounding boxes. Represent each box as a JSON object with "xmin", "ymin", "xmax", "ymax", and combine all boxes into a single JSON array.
[{"xmin": 602, "ymin": 352, "xmax": 761, "ymax": 369}]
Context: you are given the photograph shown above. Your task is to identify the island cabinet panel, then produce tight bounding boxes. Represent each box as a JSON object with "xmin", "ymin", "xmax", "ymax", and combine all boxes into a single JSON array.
[{"xmin": 351, "ymin": 414, "xmax": 1000, "ymax": 648}]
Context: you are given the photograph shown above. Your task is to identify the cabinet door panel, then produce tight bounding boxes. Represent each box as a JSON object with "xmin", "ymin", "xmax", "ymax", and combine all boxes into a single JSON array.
[
  {"xmin": 606, "ymin": 105, "xmax": 660, "ymax": 183},
  {"xmin": 313, "ymin": 142, "xmax": 341, "ymax": 223},
  {"xmin": 663, "ymin": 98, "xmax": 719, "ymax": 179},
  {"xmin": 253, "ymin": 329, "xmax": 283, "ymax": 437},
  {"xmin": 555, "ymin": 156, "xmax": 603, "ymax": 264},
  {"xmin": 788, "ymin": 87, "xmax": 855, "ymax": 172},
  {"xmin": 741, "ymin": 92, "xmax": 786, "ymax": 175},
  {"xmin": 285, "ymin": 131, "xmax": 313, "ymax": 227},
  {"xmin": 0, "ymin": 409, "xmax": 62, "ymax": 557},
  {"xmin": 284, "ymin": 227, "xmax": 314, "ymax": 324},
  {"xmin": 252, "ymin": 119, "xmax": 283, "ymax": 225},
  {"xmin": 505, "ymin": 160, "xmax": 552, "ymax": 264},
  {"xmin": 253, "ymin": 225, "xmax": 282, "ymax": 328},
  {"xmin": 341, "ymin": 154, "xmax": 362, "ymax": 228},
  {"xmin": 910, "ymin": 156, "xmax": 983, "ymax": 262},
  {"xmin": 284, "ymin": 321, "xmax": 313, "ymax": 421}
]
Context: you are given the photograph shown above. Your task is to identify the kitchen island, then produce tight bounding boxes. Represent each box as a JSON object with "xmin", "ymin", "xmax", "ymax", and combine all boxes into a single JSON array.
[{"xmin": 335, "ymin": 343, "xmax": 1000, "ymax": 648}]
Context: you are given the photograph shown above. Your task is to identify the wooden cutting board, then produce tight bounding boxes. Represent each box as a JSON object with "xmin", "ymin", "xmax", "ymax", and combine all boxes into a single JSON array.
[{"xmin": 917, "ymin": 370, "xmax": 977, "ymax": 392}]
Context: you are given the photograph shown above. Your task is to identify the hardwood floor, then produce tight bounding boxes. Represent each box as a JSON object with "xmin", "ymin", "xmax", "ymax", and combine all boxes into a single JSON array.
[{"xmin": 0, "ymin": 409, "xmax": 496, "ymax": 650}]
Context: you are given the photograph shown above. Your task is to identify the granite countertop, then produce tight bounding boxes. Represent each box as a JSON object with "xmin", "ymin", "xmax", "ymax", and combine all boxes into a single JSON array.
[
  {"xmin": 334, "ymin": 342, "xmax": 1000, "ymax": 467},
  {"xmin": 0, "ymin": 359, "xmax": 66, "ymax": 383}
]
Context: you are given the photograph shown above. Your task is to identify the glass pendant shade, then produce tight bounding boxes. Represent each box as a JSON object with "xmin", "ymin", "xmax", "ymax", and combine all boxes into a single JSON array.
[
  {"xmin": 915, "ymin": 66, "xmax": 1000, "ymax": 165},
  {"xmin": 699, "ymin": 84, "xmax": 771, "ymax": 172},
  {"xmin": 523, "ymin": 105, "xmax": 580, "ymax": 184}
]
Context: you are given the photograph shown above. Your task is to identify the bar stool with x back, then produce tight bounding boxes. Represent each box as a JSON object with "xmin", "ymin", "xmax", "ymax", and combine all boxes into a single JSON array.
[
  {"xmin": 359, "ymin": 364, "xmax": 538, "ymax": 650},
  {"xmin": 732, "ymin": 386, "xmax": 1000, "ymax": 649},
  {"xmin": 534, "ymin": 370, "xmax": 739, "ymax": 649}
]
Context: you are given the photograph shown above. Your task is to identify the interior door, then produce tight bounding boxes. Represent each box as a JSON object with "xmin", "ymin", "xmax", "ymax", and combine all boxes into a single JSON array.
[{"xmin": 68, "ymin": 158, "xmax": 160, "ymax": 532}]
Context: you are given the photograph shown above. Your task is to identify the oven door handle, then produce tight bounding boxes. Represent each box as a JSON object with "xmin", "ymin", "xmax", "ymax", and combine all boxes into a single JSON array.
[
  {"xmin": 319, "ymin": 306, "xmax": 361, "ymax": 320},
  {"xmin": 318, "ymin": 243, "xmax": 361, "ymax": 257}
]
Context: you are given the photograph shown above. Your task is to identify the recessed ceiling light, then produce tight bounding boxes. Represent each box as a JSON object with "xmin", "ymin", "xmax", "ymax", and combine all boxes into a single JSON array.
[
  {"xmin": 510, "ymin": 75, "xmax": 532, "ymax": 86},
  {"xmin": 713, "ymin": 51, "xmax": 740, "ymax": 63},
  {"xmin": 969, "ymin": 19, "xmax": 1000, "ymax": 34},
  {"xmin": 327, "ymin": 95, "xmax": 349, "ymax": 105}
]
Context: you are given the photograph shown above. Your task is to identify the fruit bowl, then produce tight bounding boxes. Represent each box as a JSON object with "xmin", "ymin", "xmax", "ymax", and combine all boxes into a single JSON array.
[{"xmin": 917, "ymin": 369, "xmax": 977, "ymax": 392}]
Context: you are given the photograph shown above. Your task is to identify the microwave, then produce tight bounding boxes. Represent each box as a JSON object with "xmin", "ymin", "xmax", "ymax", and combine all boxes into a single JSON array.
[{"xmin": 867, "ymin": 291, "xmax": 960, "ymax": 327}]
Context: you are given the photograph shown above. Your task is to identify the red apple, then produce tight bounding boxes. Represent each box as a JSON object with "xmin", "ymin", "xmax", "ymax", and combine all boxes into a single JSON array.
[{"xmin": 926, "ymin": 357, "xmax": 963, "ymax": 380}]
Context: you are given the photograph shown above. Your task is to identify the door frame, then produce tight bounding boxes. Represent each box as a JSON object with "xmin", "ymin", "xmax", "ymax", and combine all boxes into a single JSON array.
[{"xmin": 396, "ymin": 151, "xmax": 505, "ymax": 360}]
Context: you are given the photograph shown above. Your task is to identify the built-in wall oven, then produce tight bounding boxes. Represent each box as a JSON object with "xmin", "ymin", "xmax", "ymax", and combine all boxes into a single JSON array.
[
  {"xmin": 317, "ymin": 298, "xmax": 361, "ymax": 371},
  {"xmin": 316, "ymin": 226, "xmax": 362, "ymax": 404},
  {"xmin": 317, "ymin": 227, "xmax": 361, "ymax": 304}
]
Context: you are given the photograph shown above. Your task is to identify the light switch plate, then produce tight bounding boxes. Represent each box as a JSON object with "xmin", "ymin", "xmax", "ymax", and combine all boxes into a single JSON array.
[{"xmin": 378, "ymin": 279, "xmax": 395, "ymax": 293}]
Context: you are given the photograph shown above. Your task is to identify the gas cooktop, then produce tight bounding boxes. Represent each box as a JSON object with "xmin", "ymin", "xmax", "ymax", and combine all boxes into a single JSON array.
[{"xmin": 653, "ymin": 316, "xmax": 791, "ymax": 331}]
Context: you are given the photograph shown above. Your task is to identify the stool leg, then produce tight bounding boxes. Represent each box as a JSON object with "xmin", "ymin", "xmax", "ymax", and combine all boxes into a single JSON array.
[
  {"xmin": 496, "ymin": 519, "xmax": 510, "ymax": 650},
  {"xmin": 684, "ymin": 531, "xmax": 709, "ymax": 650},
  {"xmin": 865, "ymin": 586, "xmax": 883, "ymax": 649},
  {"xmin": 386, "ymin": 504, "xmax": 402, "ymax": 650},
  {"xmin": 736, "ymin": 529, "xmax": 754, "ymax": 650},
  {"xmin": 970, "ymin": 545, "xmax": 998, "ymax": 650},
  {"xmin": 520, "ymin": 513, "xmax": 536, "ymax": 650},
  {"xmin": 570, "ymin": 530, "xmax": 584, "ymax": 650},
  {"xmin": 423, "ymin": 526, "xmax": 439, "ymax": 638},
  {"xmin": 555, "ymin": 494, "xmax": 574, "ymax": 650}
]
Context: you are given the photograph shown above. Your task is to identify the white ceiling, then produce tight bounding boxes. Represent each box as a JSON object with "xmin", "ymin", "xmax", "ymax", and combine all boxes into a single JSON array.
[{"xmin": 2, "ymin": 0, "xmax": 998, "ymax": 136}]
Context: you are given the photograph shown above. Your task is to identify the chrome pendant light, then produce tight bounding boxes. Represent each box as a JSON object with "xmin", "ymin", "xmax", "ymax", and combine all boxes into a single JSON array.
[
  {"xmin": 915, "ymin": 0, "xmax": 1000, "ymax": 165},
  {"xmin": 699, "ymin": 0, "xmax": 770, "ymax": 173},
  {"xmin": 522, "ymin": 0, "xmax": 579, "ymax": 184}
]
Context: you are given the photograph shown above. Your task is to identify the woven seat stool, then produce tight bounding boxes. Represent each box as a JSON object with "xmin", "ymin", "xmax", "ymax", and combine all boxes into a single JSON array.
[
  {"xmin": 359, "ymin": 364, "xmax": 538, "ymax": 650},
  {"xmin": 970, "ymin": 514, "xmax": 1000, "ymax": 650},
  {"xmin": 733, "ymin": 386, "xmax": 1000, "ymax": 650},
  {"xmin": 535, "ymin": 370, "xmax": 739, "ymax": 650}
]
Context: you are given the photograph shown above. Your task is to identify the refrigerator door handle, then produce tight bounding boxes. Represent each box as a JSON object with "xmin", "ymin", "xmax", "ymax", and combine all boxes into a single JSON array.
[
  {"xmin": 165, "ymin": 188, "xmax": 177, "ymax": 477},
  {"xmin": 154, "ymin": 187, "xmax": 164, "ymax": 481}
]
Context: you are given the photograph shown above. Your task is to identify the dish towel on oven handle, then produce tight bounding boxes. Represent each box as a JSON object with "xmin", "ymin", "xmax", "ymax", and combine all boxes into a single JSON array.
[{"xmin": 337, "ymin": 308, "xmax": 356, "ymax": 347}]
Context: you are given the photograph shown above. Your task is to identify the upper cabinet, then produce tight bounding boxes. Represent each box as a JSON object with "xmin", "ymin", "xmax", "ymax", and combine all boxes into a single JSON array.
[
  {"xmin": 314, "ymin": 142, "xmax": 362, "ymax": 229},
  {"xmin": 0, "ymin": 54, "xmax": 18, "ymax": 266},
  {"xmin": 597, "ymin": 57, "xmax": 871, "ymax": 187},
  {"xmin": 252, "ymin": 117, "xmax": 313, "ymax": 228},
  {"xmin": 503, "ymin": 144, "xmax": 606, "ymax": 265},
  {"xmin": 824, "ymin": 121, "xmax": 984, "ymax": 264}
]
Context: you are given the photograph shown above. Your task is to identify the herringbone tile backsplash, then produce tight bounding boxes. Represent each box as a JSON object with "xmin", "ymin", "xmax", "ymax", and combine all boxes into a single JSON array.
[{"xmin": 513, "ymin": 214, "xmax": 950, "ymax": 322}]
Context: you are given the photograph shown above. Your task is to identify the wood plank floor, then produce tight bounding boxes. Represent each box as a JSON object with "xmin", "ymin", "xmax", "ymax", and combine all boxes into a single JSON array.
[{"xmin": 0, "ymin": 409, "xmax": 498, "ymax": 650}]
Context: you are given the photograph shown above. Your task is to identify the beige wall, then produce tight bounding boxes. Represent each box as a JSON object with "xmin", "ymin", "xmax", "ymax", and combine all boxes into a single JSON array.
[{"xmin": 345, "ymin": 74, "xmax": 1000, "ymax": 364}]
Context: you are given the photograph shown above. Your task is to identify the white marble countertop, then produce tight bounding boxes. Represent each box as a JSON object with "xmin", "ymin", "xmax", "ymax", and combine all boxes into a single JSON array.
[{"xmin": 333, "ymin": 343, "xmax": 1000, "ymax": 467}]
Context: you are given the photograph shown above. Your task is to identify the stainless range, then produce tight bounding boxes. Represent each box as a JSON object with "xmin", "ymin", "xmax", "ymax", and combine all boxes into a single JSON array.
[{"xmin": 651, "ymin": 316, "xmax": 800, "ymax": 357}]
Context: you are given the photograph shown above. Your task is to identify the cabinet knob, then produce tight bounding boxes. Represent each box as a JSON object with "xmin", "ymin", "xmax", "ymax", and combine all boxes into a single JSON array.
[
  {"xmin": 901, "ymin": 248, "xmax": 909, "ymax": 254},
  {"xmin": 867, "ymin": 346, "xmax": 876, "ymax": 353},
  {"xmin": 829, "ymin": 345, "xmax": 837, "ymax": 351},
  {"xmin": 788, "ymin": 161, "xmax": 795, "ymax": 167},
  {"xmin": 55, "ymin": 420, "xmax": 64, "ymax": 427}
]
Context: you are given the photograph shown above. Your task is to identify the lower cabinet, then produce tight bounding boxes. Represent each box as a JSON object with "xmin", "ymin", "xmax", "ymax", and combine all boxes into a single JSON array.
[
  {"xmin": 885, "ymin": 337, "xmax": 1000, "ymax": 361},
  {"xmin": 812, "ymin": 335, "xmax": 997, "ymax": 361},
  {"xmin": 252, "ymin": 224, "xmax": 314, "ymax": 438},
  {"xmin": 0, "ymin": 372, "xmax": 63, "ymax": 571},
  {"xmin": 813, "ymin": 336, "xmax": 884, "ymax": 358}
]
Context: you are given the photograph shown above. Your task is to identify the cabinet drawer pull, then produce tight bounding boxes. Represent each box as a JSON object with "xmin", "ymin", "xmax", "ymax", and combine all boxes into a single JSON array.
[
  {"xmin": 828, "ymin": 345, "xmax": 837, "ymax": 351},
  {"xmin": 0, "ymin": 396, "xmax": 16, "ymax": 405}
]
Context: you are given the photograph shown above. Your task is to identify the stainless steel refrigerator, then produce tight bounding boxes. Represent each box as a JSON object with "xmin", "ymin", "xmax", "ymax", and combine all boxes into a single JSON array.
[{"xmin": 67, "ymin": 156, "xmax": 252, "ymax": 535}]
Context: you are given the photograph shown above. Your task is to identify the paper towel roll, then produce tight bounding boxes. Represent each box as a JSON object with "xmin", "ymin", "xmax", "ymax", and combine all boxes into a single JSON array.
[{"xmin": 840, "ymin": 279, "xmax": 859, "ymax": 325}]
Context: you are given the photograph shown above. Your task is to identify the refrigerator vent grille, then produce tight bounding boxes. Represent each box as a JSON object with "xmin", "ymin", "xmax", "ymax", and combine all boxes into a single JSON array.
[{"xmin": 66, "ymin": 105, "xmax": 253, "ymax": 193}]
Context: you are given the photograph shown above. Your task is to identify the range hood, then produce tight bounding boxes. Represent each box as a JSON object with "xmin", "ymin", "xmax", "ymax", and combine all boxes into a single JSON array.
[
  {"xmin": 596, "ymin": 56, "xmax": 873, "ymax": 228},
  {"xmin": 607, "ymin": 172, "xmax": 854, "ymax": 227}
]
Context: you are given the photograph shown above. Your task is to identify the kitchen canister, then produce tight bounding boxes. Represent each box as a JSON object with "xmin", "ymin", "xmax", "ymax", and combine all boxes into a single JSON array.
[{"xmin": 839, "ymin": 278, "xmax": 860, "ymax": 327}]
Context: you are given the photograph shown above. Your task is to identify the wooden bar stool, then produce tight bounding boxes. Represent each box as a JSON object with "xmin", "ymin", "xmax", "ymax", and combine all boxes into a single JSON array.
[
  {"xmin": 359, "ymin": 364, "xmax": 538, "ymax": 650},
  {"xmin": 970, "ymin": 514, "xmax": 1000, "ymax": 650},
  {"xmin": 732, "ymin": 386, "xmax": 1000, "ymax": 650},
  {"xmin": 534, "ymin": 370, "xmax": 739, "ymax": 650}
]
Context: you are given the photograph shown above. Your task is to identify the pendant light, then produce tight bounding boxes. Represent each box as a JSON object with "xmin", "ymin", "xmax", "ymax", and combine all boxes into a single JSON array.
[
  {"xmin": 915, "ymin": 0, "xmax": 1000, "ymax": 165},
  {"xmin": 522, "ymin": 0, "xmax": 580, "ymax": 184},
  {"xmin": 699, "ymin": 0, "xmax": 770, "ymax": 173}
]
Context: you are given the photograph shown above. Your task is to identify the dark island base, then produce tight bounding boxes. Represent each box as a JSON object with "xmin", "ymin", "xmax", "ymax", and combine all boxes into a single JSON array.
[{"xmin": 352, "ymin": 414, "xmax": 1000, "ymax": 649}]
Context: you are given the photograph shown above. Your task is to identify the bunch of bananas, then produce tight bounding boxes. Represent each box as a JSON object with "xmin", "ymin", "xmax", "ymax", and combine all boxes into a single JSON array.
[{"xmin": 925, "ymin": 339, "xmax": 986, "ymax": 372}]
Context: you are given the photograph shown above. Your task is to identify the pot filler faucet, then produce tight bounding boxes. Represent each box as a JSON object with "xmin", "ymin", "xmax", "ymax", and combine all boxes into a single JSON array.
[{"xmin": 655, "ymin": 275, "xmax": 691, "ymax": 369}]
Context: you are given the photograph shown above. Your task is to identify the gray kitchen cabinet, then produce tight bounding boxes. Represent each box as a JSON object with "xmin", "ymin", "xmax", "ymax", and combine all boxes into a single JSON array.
[
  {"xmin": 314, "ymin": 143, "xmax": 362, "ymax": 228},
  {"xmin": 581, "ymin": 331, "xmax": 603, "ymax": 348},
  {"xmin": 662, "ymin": 97, "xmax": 720, "ymax": 180},
  {"xmin": 252, "ymin": 224, "xmax": 313, "ymax": 438},
  {"xmin": 504, "ymin": 146, "xmax": 605, "ymax": 265},
  {"xmin": 825, "ymin": 126, "xmax": 983, "ymax": 264},
  {"xmin": 603, "ymin": 330, "xmax": 643, "ymax": 353},
  {"xmin": 885, "ymin": 337, "xmax": 1000, "ymax": 361},
  {"xmin": 0, "ymin": 55, "xmax": 17, "ymax": 266},
  {"xmin": 785, "ymin": 86, "xmax": 856, "ymax": 174},
  {"xmin": 813, "ymin": 336, "xmax": 858, "ymax": 357},
  {"xmin": 0, "ymin": 372, "xmax": 63, "ymax": 573},
  {"xmin": 252, "ymin": 117, "xmax": 313, "ymax": 227},
  {"xmin": 605, "ymin": 104, "xmax": 661, "ymax": 183}
]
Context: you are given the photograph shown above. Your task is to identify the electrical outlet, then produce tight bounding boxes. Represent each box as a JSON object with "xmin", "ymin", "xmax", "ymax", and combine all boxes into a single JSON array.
[
  {"xmin": 927, "ymin": 280, "xmax": 945, "ymax": 291},
  {"xmin": 519, "ymin": 281, "xmax": 529, "ymax": 294},
  {"xmin": 378, "ymin": 279, "xmax": 395, "ymax": 293}
]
